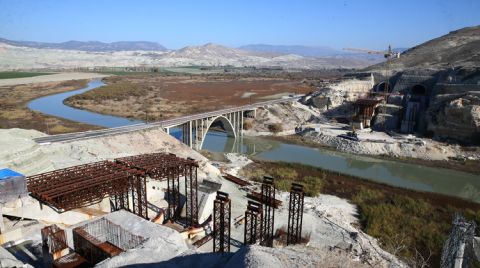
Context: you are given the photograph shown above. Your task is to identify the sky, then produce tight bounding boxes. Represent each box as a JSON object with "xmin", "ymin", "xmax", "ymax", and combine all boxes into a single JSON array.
[{"xmin": 0, "ymin": 0, "xmax": 479, "ymax": 50}]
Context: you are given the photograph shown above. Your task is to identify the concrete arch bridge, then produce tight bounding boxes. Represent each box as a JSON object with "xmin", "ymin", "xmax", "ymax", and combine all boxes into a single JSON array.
[{"xmin": 34, "ymin": 97, "xmax": 302, "ymax": 150}]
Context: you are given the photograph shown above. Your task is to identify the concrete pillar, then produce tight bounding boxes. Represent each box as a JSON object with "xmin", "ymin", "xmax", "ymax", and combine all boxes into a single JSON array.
[
  {"xmin": 233, "ymin": 112, "xmax": 236, "ymax": 136},
  {"xmin": 189, "ymin": 121, "xmax": 193, "ymax": 148},
  {"xmin": 240, "ymin": 110, "xmax": 244, "ymax": 136}
]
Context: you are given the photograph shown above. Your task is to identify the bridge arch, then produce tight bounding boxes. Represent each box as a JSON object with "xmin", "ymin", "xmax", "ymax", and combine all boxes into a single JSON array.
[{"xmin": 198, "ymin": 115, "xmax": 237, "ymax": 150}]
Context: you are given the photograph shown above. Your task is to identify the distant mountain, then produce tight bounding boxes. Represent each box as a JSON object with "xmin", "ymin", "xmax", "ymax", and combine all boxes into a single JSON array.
[
  {"xmin": 0, "ymin": 40, "xmax": 373, "ymax": 70},
  {"xmin": 366, "ymin": 26, "xmax": 480, "ymax": 71},
  {"xmin": 239, "ymin": 44, "xmax": 342, "ymax": 57},
  {"xmin": 0, "ymin": 38, "xmax": 168, "ymax": 52}
]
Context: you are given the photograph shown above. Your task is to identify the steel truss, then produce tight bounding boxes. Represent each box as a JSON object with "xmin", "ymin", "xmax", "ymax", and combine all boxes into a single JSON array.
[
  {"xmin": 244, "ymin": 200, "xmax": 263, "ymax": 245},
  {"xmin": 115, "ymin": 153, "xmax": 199, "ymax": 226},
  {"xmin": 261, "ymin": 176, "xmax": 275, "ymax": 247},
  {"xmin": 213, "ymin": 191, "xmax": 231, "ymax": 253},
  {"xmin": 287, "ymin": 183, "xmax": 305, "ymax": 245},
  {"xmin": 27, "ymin": 161, "xmax": 147, "ymax": 219},
  {"xmin": 185, "ymin": 158, "xmax": 199, "ymax": 227}
]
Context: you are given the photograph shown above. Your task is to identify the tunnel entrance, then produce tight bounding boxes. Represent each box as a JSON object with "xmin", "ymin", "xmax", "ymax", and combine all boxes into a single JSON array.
[
  {"xmin": 411, "ymin": 84, "xmax": 426, "ymax": 96},
  {"xmin": 375, "ymin": 82, "xmax": 391, "ymax": 93}
]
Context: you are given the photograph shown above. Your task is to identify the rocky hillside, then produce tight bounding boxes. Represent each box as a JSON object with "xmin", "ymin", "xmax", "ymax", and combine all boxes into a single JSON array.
[{"xmin": 368, "ymin": 26, "xmax": 480, "ymax": 71}]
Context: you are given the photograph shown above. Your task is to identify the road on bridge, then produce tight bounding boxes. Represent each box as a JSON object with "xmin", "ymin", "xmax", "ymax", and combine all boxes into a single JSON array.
[{"xmin": 34, "ymin": 96, "xmax": 302, "ymax": 144}]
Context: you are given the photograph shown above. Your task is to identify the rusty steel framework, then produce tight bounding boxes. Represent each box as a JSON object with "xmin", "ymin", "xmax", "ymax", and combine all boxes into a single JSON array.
[
  {"xmin": 287, "ymin": 183, "xmax": 305, "ymax": 245},
  {"xmin": 213, "ymin": 191, "xmax": 231, "ymax": 253},
  {"xmin": 185, "ymin": 157, "xmax": 199, "ymax": 227},
  {"xmin": 27, "ymin": 161, "xmax": 148, "ymax": 218},
  {"xmin": 115, "ymin": 153, "xmax": 199, "ymax": 226},
  {"xmin": 244, "ymin": 201, "xmax": 263, "ymax": 245},
  {"xmin": 261, "ymin": 176, "xmax": 275, "ymax": 247}
]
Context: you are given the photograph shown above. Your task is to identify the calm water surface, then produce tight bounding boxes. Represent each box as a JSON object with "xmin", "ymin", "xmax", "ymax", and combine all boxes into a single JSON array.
[{"xmin": 28, "ymin": 80, "xmax": 141, "ymax": 127}]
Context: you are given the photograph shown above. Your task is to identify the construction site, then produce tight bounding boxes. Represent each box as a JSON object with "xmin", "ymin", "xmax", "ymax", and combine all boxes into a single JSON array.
[{"xmin": 0, "ymin": 151, "xmax": 327, "ymax": 267}]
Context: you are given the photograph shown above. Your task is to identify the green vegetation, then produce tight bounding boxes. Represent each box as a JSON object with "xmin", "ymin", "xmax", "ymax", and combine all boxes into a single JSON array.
[
  {"xmin": 248, "ymin": 165, "xmax": 324, "ymax": 197},
  {"xmin": 240, "ymin": 161, "xmax": 480, "ymax": 267},
  {"xmin": 96, "ymin": 69, "xmax": 179, "ymax": 76},
  {"xmin": 0, "ymin": 71, "xmax": 53, "ymax": 79}
]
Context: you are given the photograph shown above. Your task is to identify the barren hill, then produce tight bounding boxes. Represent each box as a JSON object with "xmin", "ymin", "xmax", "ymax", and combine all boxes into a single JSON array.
[
  {"xmin": 368, "ymin": 26, "xmax": 480, "ymax": 72},
  {"xmin": 0, "ymin": 41, "xmax": 371, "ymax": 70}
]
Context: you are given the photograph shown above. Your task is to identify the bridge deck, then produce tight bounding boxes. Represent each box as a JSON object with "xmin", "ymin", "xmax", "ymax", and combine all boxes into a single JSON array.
[{"xmin": 34, "ymin": 96, "xmax": 301, "ymax": 144}]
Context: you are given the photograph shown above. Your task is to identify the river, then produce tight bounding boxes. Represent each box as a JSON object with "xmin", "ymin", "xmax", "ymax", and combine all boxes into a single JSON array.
[{"xmin": 27, "ymin": 80, "xmax": 480, "ymax": 203}]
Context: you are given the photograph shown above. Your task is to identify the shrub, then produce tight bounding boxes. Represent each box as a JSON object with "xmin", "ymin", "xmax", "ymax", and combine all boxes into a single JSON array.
[
  {"xmin": 243, "ymin": 120, "xmax": 253, "ymax": 130},
  {"xmin": 302, "ymin": 176, "xmax": 323, "ymax": 197},
  {"xmin": 268, "ymin": 123, "xmax": 283, "ymax": 133}
]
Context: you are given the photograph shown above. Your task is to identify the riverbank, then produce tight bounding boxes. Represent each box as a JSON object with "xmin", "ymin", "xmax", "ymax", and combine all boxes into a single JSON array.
[
  {"xmin": 271, "ymin": 134, "xmax": 480, "ymax": 175},
  {"xmin": 231, "ymin": 157, "xmax": 480, "ymax": 267},
  {"xmin": 0, "ymin": 79, "xmax": 102, "ymax": 134},
  {"xmin": 239, "ymin": 99, "xmax": 480, "ymax": 174}
]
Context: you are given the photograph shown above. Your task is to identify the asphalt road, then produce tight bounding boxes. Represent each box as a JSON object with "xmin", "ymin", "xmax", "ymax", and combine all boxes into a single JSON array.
[{"xmin": 34, "ymin": 96, "xmax": 302, "ymax": 144}]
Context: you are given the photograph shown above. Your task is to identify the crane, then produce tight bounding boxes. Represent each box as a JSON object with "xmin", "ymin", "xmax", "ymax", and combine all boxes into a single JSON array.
[{"xmin": 343, "ymin": 45, "xmax": 401, "ymax": 131}]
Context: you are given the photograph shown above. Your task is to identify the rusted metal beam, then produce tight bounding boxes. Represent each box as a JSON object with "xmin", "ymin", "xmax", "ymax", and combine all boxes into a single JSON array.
[
  {"xmin": 222, "ymin": 173, "xmax": 252, "ymax": 187},
  {"xmin": 244, "ymin": 201, "xmax": 263, "ymax": 245},
  {"xmin": 261, "ymin": 176, "xmax": 275, "ymax": 247},
  {"xmin": 287, "ymin": 183, "xmax": 304, "ymax": 245},
  {"xmin": 213, "ymin": 191, "xmax": 231, "ymax": 253},
  {"xmin": 116, "ymin": 153, "xmax": 199, "ymax": 227}
]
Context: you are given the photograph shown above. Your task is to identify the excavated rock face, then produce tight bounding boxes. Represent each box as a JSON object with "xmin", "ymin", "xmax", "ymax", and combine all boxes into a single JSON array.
[
  {"xmin": 306, "ymin": 78, "xmax": 374, "ymax": 117},
  {"xmin": 428, "ymin": 92, "xmax": 480, "ymax": 144}
]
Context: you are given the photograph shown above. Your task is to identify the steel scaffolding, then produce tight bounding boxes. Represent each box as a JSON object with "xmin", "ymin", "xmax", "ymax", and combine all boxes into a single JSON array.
[
  {"xmin": 115, "ymin": 153, "xmax": 199, "ymax": 225},
  {"xmin": 261, "ymin": 176, "xmax": 275, "ymax": 247},
  {"xmin": 287, "ymin": 183, "xmax": 305, "ymax": 245},
  {"xmin": 213, "ymin": 191, "xmax": 231, "ymax": 253},
  {"xmin": 244, "ymin": 201, "xmax": 263, "ymax": 245}
]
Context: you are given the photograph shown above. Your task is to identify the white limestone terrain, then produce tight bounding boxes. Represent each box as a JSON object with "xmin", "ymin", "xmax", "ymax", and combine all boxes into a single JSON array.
[{"xmin": 0, "ymin": 42, "xmax": 370, "ymax": 70}]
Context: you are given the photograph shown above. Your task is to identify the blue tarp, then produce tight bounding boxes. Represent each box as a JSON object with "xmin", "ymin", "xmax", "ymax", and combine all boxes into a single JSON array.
[{"xmin": 0, "ymin": 168, "xmax": 24, "ymax": 180}]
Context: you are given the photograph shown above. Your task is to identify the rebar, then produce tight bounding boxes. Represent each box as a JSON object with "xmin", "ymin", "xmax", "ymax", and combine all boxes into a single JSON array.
[{"xmin": 73, "ymin": 218, "xmax": 145, "ymax": 265}]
